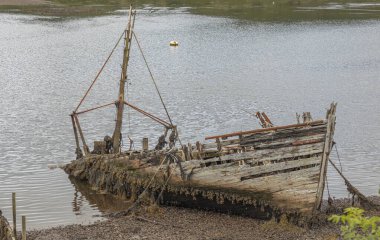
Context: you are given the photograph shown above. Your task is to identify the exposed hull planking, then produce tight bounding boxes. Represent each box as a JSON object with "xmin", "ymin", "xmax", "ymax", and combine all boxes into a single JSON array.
[{"xmin": 65, "ymin": 104, "xmax": 337, "ymax": 224}]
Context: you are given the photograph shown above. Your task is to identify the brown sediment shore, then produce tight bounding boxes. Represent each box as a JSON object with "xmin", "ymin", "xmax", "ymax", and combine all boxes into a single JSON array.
[
  {"xmin": 26, "ymin": 197, "xmax": 380, "ymax": 240},
  {"xmin": 27, "ymin": 207, "xmax": 337, "ymax": 240}
]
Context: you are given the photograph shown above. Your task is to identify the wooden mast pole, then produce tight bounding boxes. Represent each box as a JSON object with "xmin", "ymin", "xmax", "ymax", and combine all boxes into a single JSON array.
[{"xmin": 112, "ymin": 6, "xmax": 136, "ymax": 153}]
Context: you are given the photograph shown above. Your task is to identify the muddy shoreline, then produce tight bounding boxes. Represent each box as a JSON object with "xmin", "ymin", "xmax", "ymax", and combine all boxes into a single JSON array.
[{"xmin": 26, "ymin": 197, "xmax": 379, "ymax": 240}]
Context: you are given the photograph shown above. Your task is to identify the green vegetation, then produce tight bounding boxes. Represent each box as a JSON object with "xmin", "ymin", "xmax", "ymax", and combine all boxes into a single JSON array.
[
  {"xmin": 329, "ymin": 207, "xmax": 380, "ymax": 240},
  {"xmin": 1, "ymin": 0, "xmax": 380, "ymax": 21}
]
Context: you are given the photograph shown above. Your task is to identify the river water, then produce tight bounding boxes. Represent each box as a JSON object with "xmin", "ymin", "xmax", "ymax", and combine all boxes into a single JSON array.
[{"xmin": 0, "ymin": 5, "xmax": 380, "ymax": 229}]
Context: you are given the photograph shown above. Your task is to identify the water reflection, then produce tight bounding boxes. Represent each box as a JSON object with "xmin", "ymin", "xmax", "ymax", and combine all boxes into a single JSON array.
[{"xmin": 69, "ymin": 177, "xmax": 131, "ymax": 215}]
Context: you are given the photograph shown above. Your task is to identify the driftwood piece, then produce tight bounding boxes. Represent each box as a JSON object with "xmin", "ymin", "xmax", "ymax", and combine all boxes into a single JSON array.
[
  {"xmin": 74, "ymin": 115, "xmax": 89, "ymax": 155},
  {"xmin": 256, "ymin": 112, "xmax": 274, "ymax": 128},
  {"xmin": 303, "ymin": 112, "xmax": 313, "ymax": 123}
]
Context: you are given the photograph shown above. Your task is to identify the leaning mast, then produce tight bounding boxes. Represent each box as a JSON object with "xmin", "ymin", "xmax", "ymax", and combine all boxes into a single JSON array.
[{"xmin": 112, "ymin": 7, "xmax": 136, "ymax": 153}]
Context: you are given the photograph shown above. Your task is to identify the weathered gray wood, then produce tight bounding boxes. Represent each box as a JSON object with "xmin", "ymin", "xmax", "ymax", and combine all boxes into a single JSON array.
[
  {"xmin": 70, "ymin": 114, "xmax": 81, "ymax": 156},
  {"xmin": 314, "ymin": 103, "xmax": 337, "ymax": 211},
  {"xmin": 202, "ymin": 124, "xmax": 327, "ymax": 150},
  {"xmin": 188, "ymin": 156, "xmax": 320, "ymax": 182},
  {"xmin": 182, "ymin": 142, "xmax": 324, "ymax": 170},
  {"xmin": 12, "ymin": 193, "xmax": 16, "ymax": 238},
  {"xmin": 21, "ymin": 216, "xmax": 26, "ymax": 240},
  {"xmin": 142, "ymin": 138, "xmax": 149, "ymax": 151},
  {"xmin": 191, "ymin": 156, "xmax": 321, "ymax": 182},
  {"xmin": 182, "ymin": 145, "xmax": 189, "ymax": 161},
  {"xmin": 187, "ymin": 143, "xmax": 193, "ymax": 160},
  {"xmin": 241, "ymin": 134, "xmax": 325, "ymax": 150},
  {"xmin": 205, "ymin": 120, "xmax": 326, "ymax": 140},
  {"xmin": 240, "ymin": 125, "xmax": 327, "ymax": 145},
  {"xmin": 231, "ymin": 167, "xmax": 320, "ymax": 196},
  {"xmin": 74, "ymin": 115, "xmax": 89, "ymax": 155},
  {"xmin": 239, "ymin": 156, "xmax": 321, "ymax": 180},
  {"xmin": 303, "ymin": 112, "xmax": 313, "ymax": 123}
]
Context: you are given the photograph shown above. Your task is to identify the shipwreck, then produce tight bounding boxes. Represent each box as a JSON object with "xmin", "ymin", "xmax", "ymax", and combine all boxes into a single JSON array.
[{"xmin": 64, "ymin": 7, "xmax": 338, "ymax": 224}]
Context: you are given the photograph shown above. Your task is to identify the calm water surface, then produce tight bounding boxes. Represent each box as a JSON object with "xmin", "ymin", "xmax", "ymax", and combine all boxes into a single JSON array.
[{"xmin": 0, "ymin": 7, "xmax": 380, "ymax": 229}]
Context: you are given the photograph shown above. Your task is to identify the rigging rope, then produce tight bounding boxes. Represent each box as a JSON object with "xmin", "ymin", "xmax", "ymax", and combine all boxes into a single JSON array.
[
  {"xmin": 334, "ymin": 143, "xmax": 343, "ymax": 173},
  {"xmin": 126, "ymin": 72, "xmax": 133, "ymax": 150},
  {"xmin": 132, "ymin": 32, "xmax": 183, "ymax": 147},
  {"xmin": 75, "ymin": 29, "xmax": 126, "ymax": 113},
  {"xmin": 325, "ymin": 174, "xmax": 333, "ymax": 206}
]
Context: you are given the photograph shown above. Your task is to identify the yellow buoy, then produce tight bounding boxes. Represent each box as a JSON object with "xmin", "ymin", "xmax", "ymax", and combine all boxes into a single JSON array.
[{"xmin": 169, "ymin": 41, "xmax": 179, "ymax": 47}]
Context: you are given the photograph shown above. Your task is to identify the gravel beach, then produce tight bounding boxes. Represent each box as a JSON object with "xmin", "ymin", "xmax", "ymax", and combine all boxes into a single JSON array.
[{"xmin": 26, "ymin": 197, "xmax": 380, "ymax": 240}]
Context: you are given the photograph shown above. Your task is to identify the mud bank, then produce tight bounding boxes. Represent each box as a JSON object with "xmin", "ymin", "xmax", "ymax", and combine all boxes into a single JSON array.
[
  {"xmin": 26, "ymin": 206, "xmax": 338, "ymax": 240},
  {"xmin": 26, "ymin": 196, "xmax": 380, "ymax": 240},
  {"xmin": 0, "ymin": 211, "xmax": 13, "ymax": 240}
]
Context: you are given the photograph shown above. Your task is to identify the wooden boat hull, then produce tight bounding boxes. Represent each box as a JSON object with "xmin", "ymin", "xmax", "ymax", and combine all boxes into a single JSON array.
[{"xmin": 64, "ymin": 103, "xmax": 336, "ymax": 224}]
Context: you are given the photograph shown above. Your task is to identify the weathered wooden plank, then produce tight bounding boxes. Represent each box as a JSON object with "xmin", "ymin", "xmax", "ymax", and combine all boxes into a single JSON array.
[
  {"xmin": 241, "ymin": 167, "xmax": 320, "ymax": 187},
  {"xmin": 241, "ymin": 134, "xmax": 325, "ymax": 150},
  {"xmin": 182, "ymin": 142, "xmax": 324, "ymax": 171},
  {"xmin": 240, "ymin": 125, "xmax": 327, "ymax": 145},
  {"xmin": 205, "ymin": 120, "xmax": 326, "ymax": 140},
  {"xmin": 203, "ymin": 138, "xmax": 240, "ymax": 149},
  {"xmin": 202, "ymin": 124, "xmax": 327, "ymax": 150},
  {"xmin": 188, "ymin": 157, "xmax": 320, "ymax": 189},
  {"xmin": 237, "ymin": 176, "xmax": 319, "ymax": 196},
  {"xmin": 238, "ymin": 156, "xmax": 321, "ymax": 180}
]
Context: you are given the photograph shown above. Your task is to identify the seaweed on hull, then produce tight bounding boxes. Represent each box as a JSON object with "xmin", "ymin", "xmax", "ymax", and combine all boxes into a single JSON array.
[{"xmin": 64, "ymin": 6, "xmax": 339, "ymax": 226}]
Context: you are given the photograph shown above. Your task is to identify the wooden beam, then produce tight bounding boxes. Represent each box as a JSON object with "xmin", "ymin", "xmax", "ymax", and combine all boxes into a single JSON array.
[
  {"xmin": 74, "ymin": 115, "xmax": 89, "ymax": 155},
  {"xmin": 205, "ymin": 120, "xmax": 325, "ymax": 140},
  {"xmin": 124, "ymin": 101, "xmax": 171, "ymax": 128},
  {"xmin": 314, "ymin": 103, "xmax": 337, "ymax": 211},
  {"xmin": 70, "ymin": 114, "xmax": 81, "ymax": 157},
  {"xmin": 75, "ymin": 101, "xmax": 116, "ymax": 115}
]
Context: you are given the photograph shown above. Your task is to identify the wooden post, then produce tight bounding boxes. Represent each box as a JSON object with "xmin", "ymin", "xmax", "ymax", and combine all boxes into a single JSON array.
[
  {"xmin": 21, "ymin": 216, "xmax": 26, "ymax": 240},
  {"xmin": 196, "ymin": 141, "xmax": 203, "ymax": 160},
  {"xmin": 142, "ymin": 138, "xmax": 148, "ymax": 151},
  {"xmin": 183, "ymin": 145, "xmax": 189, "ymax": 161},
  {"xmin": 187, "ymin": 143, "xmax": 193, "ymax": 159},
  {"xmin": 74, "ymin": 115, "xmax": 89, "ymax": 155},
  {"xmin": 71, "ymin": 114, "xmax": 82, "ymax": 158},
  {"xmin": 314, "ymin": 103, "xmax": 337, "ymax": 211},
  {"xmin": 12, "ymin": 192, "xmax": 16, "ymax": 237}
]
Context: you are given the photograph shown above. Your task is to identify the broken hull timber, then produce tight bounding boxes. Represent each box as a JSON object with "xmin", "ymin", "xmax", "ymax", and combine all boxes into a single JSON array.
[{"xmin": 65, "ymin": 103, "xmax": 337, "ymax": 224}]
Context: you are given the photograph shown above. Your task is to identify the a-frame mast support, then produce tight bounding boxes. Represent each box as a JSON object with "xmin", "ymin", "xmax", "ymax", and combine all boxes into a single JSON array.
[{"xmin": 112, "ymin": 6, "xmax": 136, "ymax": 153}]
